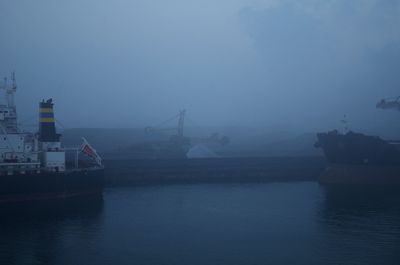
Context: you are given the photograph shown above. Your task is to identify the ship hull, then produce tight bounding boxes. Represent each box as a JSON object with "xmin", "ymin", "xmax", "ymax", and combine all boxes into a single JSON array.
[
  {"xmin": 0, "ymin": 168, "xmax": 104, "ymax": 203},
  {"xmin": 320, "ymin": 164, "xmax": 400, "ymax": 185},
  {"xmin": 316, "ymin": 131, "xmax": 400, "ymax": 184},
  {"xmin": 315, "ymin": 131, "xmax": 400, "ymax": 165}
]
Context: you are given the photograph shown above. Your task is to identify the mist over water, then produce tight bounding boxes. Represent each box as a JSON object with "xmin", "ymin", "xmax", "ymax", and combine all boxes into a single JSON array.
[
  {"xmin": 1, "ymin": 2, "xmax": 400, "ymax": 264},
  {"xmin": 1, "ymin": 183, "xmax": 400, "ymax": 265},
  {"xmin": 1, "ymin": 0, "xmax": 399, "ymax": 138}
]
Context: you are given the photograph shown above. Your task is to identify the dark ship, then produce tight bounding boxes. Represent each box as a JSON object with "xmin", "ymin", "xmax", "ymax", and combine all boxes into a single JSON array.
[
  {"xmin": 315, "ymin": 97, "xmax": 400, "ymax": 184},
  {"xmin": 0, "ymin": 74, "xmax": 104, "ymax": 203}
]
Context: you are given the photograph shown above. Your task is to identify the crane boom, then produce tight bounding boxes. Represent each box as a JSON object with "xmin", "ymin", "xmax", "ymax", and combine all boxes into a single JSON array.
[
  {"xmin": 376, "ymin": 97, "xmax": 400, "ymax": 111},
  {"xmin": 145, "ymin": 110, "xmax": 230, "ymax": 146},
  {"xmin": 145, "ymin": 110, "xmax": 186, "ymax": 137}
]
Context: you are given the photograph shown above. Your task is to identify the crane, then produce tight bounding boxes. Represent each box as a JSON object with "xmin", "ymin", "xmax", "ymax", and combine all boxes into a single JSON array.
[
  {"xmin": 376, "ymin": 97, "xmax": 400, "ymax": 111},
  {"xmin": 145, "ymin": 110, "xmax": 186, "ymax": 139},
  {"xmin": 145, "ymin": 110, "xmax": 230, "ymax": 146}
]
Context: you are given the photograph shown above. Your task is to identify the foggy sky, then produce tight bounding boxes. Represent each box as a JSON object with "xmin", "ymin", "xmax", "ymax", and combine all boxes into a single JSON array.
[{"xmin": 1, "ymin": 0, "xmax": 400, "ymax": 136}]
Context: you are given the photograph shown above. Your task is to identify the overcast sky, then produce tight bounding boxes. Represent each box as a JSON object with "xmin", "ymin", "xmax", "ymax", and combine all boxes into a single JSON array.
[{"xmin": 1, "ymin": 0, "xmax": 399, "ymax": 136}]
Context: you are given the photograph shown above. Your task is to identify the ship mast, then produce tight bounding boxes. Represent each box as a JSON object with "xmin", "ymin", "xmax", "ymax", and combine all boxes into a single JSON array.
[
  {"xmin": 7, "ymin": 72, "xmax": 16, "ymax": 107},
  {"xmin": 0, "ymin": 72, "xmax": 18, "ymax": 133},
  {"xmin": 177, "ymin": 109, "xmax": 186, "ymax": 138}
]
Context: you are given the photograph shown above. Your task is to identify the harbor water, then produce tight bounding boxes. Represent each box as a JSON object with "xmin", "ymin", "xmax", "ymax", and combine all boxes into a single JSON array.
[{"xmin": 1, "ymin": 181, "xmax": 400, "ymax": 265}]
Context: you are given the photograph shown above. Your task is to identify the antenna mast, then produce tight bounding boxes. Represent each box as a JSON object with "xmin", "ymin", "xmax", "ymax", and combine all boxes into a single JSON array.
[
  {"xmin": 4, "ymin": 72, "xmax": 17, "ymax": 107},
  {"xmin": 178, "ymin": 109, "xmax": 186, "ymax": 138}
]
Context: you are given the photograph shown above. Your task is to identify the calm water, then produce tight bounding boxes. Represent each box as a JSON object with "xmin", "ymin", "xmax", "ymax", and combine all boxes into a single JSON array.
[{"xmin": 1, "ymin": 182, "xmax": 400, "ymax": 265}]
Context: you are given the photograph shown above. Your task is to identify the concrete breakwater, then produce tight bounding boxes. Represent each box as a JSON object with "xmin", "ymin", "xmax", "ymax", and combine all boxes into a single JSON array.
[{"xmin": 103, "ymin": 156, "xmax": 326, "ymax": 186}]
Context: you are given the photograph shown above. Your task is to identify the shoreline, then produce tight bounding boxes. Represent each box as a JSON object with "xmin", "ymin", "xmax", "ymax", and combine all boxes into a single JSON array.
[{"xmin": 103, "ymin": 156, "xmax": 326, "ymax": 186}]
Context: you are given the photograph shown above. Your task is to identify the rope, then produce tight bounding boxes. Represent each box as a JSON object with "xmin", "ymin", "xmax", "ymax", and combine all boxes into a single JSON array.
[
  {"xmin": 18, "ymin": 114, "xmax": 38, "ymax": 126},
  {"xmin": 152, "ymin": 112, "xmax": 180, "ymax": 129},
  {"xmin": 185, "ymin": 115, "xmax": 198, "ymax": 128},
  {"xmin": 55, "ymin": 118, "xmax": 67, "ymax": 130}
]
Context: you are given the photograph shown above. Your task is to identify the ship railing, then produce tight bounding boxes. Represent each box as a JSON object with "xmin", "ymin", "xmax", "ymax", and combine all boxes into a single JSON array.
[
  {"xmin": 63, "ymin": 146, "xmax": 103, "ymax": 169},
  {"xmin": 0, "ymin": 162, "xmax": 41, "ymax": 175},
  {"xmin": 63, "ymin": 146, "xmax": 82, "ymax": 169},
  {"xmin": 0, "ymin": 162, "xmax": 41, "ymax": 166},
  {"xmin": 66, "ymin": 165, "xmax": 104, "ymax": 173}
]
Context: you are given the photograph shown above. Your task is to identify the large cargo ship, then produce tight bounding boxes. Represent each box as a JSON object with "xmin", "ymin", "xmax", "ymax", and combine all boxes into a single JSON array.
[
  {"xmin": 315, "ymin": 130, "xmax": 400, "ymax": 184},
  {"xmin": 315, "ymin": 97, "xmax": 400, "ymax": 184},
  {"xmin": 0, "ymin": 73, "xmax": 104, "ymax": 203}
]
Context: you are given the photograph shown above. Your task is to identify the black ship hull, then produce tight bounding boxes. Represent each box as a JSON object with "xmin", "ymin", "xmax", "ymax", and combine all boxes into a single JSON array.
[
  {"xmin": 315, "ymin": 131, "xmax": 400, "ymax": 165},
  {"xmin": 0, "ymin": 168, "xmax": 104, "ymax": 203},
  {"xmin": 315, "ymin": 131, "xmax": 400, "ymax": 184},
  {"xmin": 319, "ymin": 164, "xmax": 400, "ymax": 185}
]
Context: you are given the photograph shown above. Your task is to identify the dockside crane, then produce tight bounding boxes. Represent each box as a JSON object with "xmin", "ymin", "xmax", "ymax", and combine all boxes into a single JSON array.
[
  {"xmin": 145, "ymin": 110, "xmax": 230, "ymax": 146},
  {"xmin": 145, "ymin": 110, "xmax": 187, "ymax": 143},
  {"xmin": 376, "ymin": 97, "xmax": 400, "ymax": 111}
]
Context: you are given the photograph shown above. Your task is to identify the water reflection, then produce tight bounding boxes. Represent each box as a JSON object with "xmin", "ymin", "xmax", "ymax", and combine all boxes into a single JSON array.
[
  {"xmin": 0, "ymin": 196, "xmax": 104, "ymax": 265},
  {"xmin": 1, "ymin": 183, "xmax": 400, "ymax": 265},
  {"xmin": 318, "ymin": 185, "xmax": 400, "ymax": 265}
]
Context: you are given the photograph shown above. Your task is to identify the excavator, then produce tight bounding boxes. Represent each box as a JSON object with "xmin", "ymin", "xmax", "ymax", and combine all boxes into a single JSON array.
[
  {"xmin": 145, "ymin": 110, "xmax": 189, "ymax": 145},
  {"xmin": 122, "ymin": 110, "xmax": 230, "ymax": 159},
  {"xmin": 145, "ymin": 109, "xmax": 230, "ymax": 146},
  {"xmin": 376, "ymin": 97, "xmax": 400, "ymax": 111}
]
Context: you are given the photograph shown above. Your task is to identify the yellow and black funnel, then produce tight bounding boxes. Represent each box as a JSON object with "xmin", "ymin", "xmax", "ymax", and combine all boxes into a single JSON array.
[{"xmin": 39, "ymin": 99, "xmax": 61, "ymax": 142}]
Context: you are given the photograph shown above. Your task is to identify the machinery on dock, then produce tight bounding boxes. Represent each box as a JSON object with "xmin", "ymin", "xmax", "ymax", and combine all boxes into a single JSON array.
[
  {"xmin": 144, "ymin": 110, "xmax": 229, "ymax": 158},
  {"xmin": 121, "ymin": 110, "xmax": 230, "ymax": 159},
  {"xmin": 376, "ymin": 97, "xmax": 400, "ymax": 111}
]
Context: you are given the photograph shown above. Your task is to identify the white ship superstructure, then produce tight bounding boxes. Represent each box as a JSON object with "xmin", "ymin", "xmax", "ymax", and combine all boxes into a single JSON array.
[
  {"xmin": 0, "ymin": 73, "xmax": 101, "ymax": 176},
  {"xmin": 0, "ymin": 73, "xmax": 42, "ymax": 175}
]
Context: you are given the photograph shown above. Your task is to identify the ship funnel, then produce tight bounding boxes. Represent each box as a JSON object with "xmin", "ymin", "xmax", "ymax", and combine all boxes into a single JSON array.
[{"xmin": 39, "ymin": 99, "xmax": 60, "ymax": 142}]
